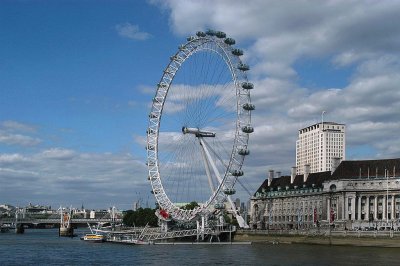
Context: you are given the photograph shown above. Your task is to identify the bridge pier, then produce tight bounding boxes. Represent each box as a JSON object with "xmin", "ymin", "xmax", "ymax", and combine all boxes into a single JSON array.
[
  {"xmin": 59, "ymin": 225, "xmax": 74, "ymax": 237},
  {"xmin": 15, "ymin": 224, "xmax": 24, "ymax": 234}
]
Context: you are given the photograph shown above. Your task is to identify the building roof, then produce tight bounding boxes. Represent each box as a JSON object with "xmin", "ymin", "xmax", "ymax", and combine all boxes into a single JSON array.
[
  {"xmin": 254, "ymin": 158, "xmax": 400, "ymax": 196},
  {"xmin": 255, "ymin": 171, "xmax": 331, "ymax": 195},
  {"xmin": 331, "ymin": 158, "xmax": 400, "ymax": 179},
  {"xmin": 299, "ymin": 121, "xmax": 345, "ymax": 132}
]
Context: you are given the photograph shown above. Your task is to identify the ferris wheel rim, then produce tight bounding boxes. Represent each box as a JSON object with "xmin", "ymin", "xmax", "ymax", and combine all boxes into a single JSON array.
[{"xmin": 146, "ymin": 31, "xmax": 253, "ymax": 222}]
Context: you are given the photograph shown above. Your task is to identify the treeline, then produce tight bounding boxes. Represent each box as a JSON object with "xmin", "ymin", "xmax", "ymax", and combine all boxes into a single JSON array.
[
  {"xmin": 123, "ymin": 202, "xmax": 200, "ymax": 227},
  {"xmin": 123, "ymin": 208, "xmax": 158, "ymax": 227}
]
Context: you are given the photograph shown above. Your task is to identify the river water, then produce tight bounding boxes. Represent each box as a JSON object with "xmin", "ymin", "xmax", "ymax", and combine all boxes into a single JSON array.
[{"xmin": 1, "ymin": 229, "xmax": 400, "ymax": 265}]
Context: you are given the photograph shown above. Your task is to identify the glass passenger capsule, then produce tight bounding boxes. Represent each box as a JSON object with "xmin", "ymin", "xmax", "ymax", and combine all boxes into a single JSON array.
[
  {"xmin": 238, "ymin": 148, "xmax": 250, "ymax": 155},
  {"xmin": 214, "ymin": 203, "xmax": 225, "ymax": 210},
  {"xmin": 206, "ymin": 29, "xmax": 216, "ymax": 36},
  {"xmin": 223, "ymin": 188, "xmax": 236, "ymax": 195},
  {"xmin": 231, "ymin": 170, "xmax": 244, "ymax": 176},
  {"xmin": 232, "ymin": 49, "xmax": 243, "ymax": 56},
  {"xmin": 242, "ymin": 103, "xmax": 255, "ymax": 111},
  {"xmin": 238, "ymin": 63, "xmax": 250, "ymax": 71},
  {"xmin": 215, "ymin": 31, "xmax": 226, "ymax": 38},
  {"xmin": 224, "ymin": 38, "xmax": 235, "ymax": 45},
  {"xmin": 196, "ymin": 31, "xmax": 206, "ymax": 37},
  {"xmin": 241, "ymin": 126, "xmax": 254, "ymax": 133},
  {"xmin": 241, "ymin": 82, "xmax": 254, "ymax": 90}
]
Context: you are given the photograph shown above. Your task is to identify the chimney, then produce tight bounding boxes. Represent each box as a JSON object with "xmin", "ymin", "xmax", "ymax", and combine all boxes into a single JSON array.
[
  {"xmin": 331, "ymin": 157, "xmax": 341, "ymax": 173},
  {"xmin": 276, "ymin": 171, "xmax": 281, "ymax": 178},
  {"xmin": 291, "ymin": 166, "xmax": 297, "ymax": 184},
  {"xmin": 268, "ymin": 170, "xmax": 274, "ymax": 186},
  {"xmin": 304, "ymin": 164, "xmax": 310, "ymax": 183}
]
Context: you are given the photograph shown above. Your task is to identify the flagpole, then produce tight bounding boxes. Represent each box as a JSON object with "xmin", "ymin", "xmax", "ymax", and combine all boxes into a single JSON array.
[{"xmin": 386, "ymin": 169, "xmax": 389, "ymax": 222}]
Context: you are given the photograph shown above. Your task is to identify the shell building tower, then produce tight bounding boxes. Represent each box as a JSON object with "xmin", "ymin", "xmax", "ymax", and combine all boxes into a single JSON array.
[{"xmin": 296, "ymin": 122, "xmax": 345, "ymax": 175}]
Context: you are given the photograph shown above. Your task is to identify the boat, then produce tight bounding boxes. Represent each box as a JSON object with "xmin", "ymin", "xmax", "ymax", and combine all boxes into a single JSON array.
[
  {"xmin": 1, "ymin": 223, "xmax": 15, "ymax": 233},
  {"xmin": 1, "ymin": 226, "xmax": 10, "ymax": 233},
  {"xmin": 81, "ymin": 233, "xmax": 105, "ymax": 243},
  {"xmin": 81, "ymin": 223, "xmax": 105, "ymax": 243}
]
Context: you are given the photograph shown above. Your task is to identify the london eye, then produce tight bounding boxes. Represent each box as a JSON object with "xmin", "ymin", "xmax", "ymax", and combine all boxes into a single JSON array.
[{"xmin": 146, "ymin": 30, "xmax": 254, "ymax": 228}]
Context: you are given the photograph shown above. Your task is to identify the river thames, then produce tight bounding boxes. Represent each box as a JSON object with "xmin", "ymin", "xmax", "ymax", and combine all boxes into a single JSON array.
[{"xmin": 1, "ymin": 229, "xmax": 400, "ymax": 265}]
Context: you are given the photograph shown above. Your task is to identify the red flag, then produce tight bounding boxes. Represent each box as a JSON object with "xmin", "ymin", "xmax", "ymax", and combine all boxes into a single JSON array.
[
  {"xmin": 330, "ymin": 208, "xmax": 335, "ymax": 223},
  {"xmin": 159, "ymin": 209, "xmax": 169, "ymax": 219}
]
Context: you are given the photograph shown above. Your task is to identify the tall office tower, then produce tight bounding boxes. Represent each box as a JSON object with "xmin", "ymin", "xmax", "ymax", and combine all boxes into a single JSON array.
[{"xmin": 296, "ymin": 122, "xmax": 345, "ymax": 174}]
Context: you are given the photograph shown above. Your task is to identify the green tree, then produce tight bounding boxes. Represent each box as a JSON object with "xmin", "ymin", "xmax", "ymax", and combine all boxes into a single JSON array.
[
  {"xmin": 123, "ymin": 208, "xmax": 158, "ymax": 227},
  {"xmin": 181, "ymin": 201, "xmax": 199, "ymax": 210}
]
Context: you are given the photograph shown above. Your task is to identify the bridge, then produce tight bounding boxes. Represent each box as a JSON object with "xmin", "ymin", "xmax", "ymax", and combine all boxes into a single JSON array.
[{"xmin": 0, "ymin": 217, "xmax": 122, "ymax": 225}]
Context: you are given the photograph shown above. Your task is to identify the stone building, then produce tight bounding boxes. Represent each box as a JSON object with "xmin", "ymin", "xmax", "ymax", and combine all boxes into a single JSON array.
[
  {"xmin": 296, "ymin": 122, "xmax": 345, "ymax": 175},
  {"xmin": 250, "ymin": 158, "xmax": 400, "ymax": 230}
]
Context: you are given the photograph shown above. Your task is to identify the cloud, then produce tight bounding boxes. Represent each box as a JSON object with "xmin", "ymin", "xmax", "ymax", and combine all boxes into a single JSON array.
[
  {"xmin": 1, "ymin": 120, "xmax": 37, "ymax": 133},
  {"xmin": 39, "ymin": 148, "xmax": 76, "ymax": 160},
  {"xmin": 0, "ymin": 131, "xmax": 42, "ymax": 146},
  {"xmin": 0, "ymin": 120, "xmax": 41, "ymax": 147},
  {"xmin": 115, "ymin": 23, "xmax": 152, "ymax": 41},
  {"xmin": 148, "ymin": 0, "xmax": 400, "ymax": 200},
  {"xmin": 0, "ymin": 154, "xmax": 30, "ymax": 164},
  {"xmin": 0, "ymin": 149, "xmax": 149, "ymax": 208},
  {"xmin": 3, "ymin": 1, "xmax": 400, "ymax": 208}
]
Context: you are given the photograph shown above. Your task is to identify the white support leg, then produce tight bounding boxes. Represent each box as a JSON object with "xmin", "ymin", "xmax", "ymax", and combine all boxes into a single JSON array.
[
  {"xmin": 199, "ymin": 138, "xmax": 249, "ymax": 229},
  {"xmin": 199, "ymin": 138, "xmax": 215, "ymax": 193}
]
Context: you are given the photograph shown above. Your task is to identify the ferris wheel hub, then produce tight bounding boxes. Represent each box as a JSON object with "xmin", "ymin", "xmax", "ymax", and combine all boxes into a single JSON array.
[{"xmin": 182, "ymin": 127, "xmax": 216, "ymax": 138}]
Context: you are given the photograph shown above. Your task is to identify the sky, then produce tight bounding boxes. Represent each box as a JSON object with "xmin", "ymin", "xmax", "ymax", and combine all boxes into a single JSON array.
[{"xmin": 1, "ymin": 0, "xmax": 400, "ymax": 210}]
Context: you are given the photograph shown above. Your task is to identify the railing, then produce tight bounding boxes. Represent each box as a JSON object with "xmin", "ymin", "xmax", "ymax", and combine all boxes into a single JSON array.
[{"xmin": 106, "ymin": 226, "xmax": 235, "ymax": 243}]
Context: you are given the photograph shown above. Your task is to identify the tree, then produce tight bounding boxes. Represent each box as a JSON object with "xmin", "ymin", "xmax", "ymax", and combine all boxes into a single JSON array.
[
  {"xmin": 123, "ymin": 208, "xmax": 158, "ymax": 227},
  {"xmin": 181, "ymin": 201, "xmax": 199, "ymax": 210}
]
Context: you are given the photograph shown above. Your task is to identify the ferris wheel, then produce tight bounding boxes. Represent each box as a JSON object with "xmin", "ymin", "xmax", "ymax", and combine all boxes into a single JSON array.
[{"xmin": 146, "ymin": 30, "xmax": 254, "ymax": 227}]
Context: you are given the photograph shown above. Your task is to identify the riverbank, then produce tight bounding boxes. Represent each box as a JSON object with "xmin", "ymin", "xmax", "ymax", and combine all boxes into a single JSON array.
[{"xmin": 235, "ymin": 231, "xmax": 400, "ymax": 247}]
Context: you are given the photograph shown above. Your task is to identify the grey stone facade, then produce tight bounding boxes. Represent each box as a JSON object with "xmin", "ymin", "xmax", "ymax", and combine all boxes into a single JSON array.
[{"xmin": 250, "ymin": 158, "xmax": 400, "ymax": 231}]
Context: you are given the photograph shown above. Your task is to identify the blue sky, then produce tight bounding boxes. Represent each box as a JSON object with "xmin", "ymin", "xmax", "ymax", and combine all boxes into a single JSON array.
[
  {"xmin": 1, "ymin": 0, "xmax": 400, "ymax": 210},
  {"xmin": 1, "ymin": 1, "xmax": 171, "ymax": 154}
]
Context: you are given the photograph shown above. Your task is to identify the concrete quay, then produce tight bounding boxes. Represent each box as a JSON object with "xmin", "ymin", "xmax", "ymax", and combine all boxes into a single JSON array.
[{"xmin": 235, "ymin": 230, "xmax": 400, "ymax": 247}]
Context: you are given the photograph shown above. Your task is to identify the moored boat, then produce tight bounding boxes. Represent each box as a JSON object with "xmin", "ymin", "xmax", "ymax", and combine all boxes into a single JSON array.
[
  {"xmin": 81, "ymin": 233, "xmax": 105, "ymax": 243},
  {"xmin": 81, "ymin": 222, "xmax": 105, "ymax": 242}
]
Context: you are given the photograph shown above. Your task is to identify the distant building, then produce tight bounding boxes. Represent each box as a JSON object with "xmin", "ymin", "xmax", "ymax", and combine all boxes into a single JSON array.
[
  {"xmin": 296, "ymin": 122, "xmax": 345, "ymax": 174},
  {"xmin": 235, "ymin": 198, "xmax": 241, "ymax": 210},
  {"xmin": 24, "ymin": 203, "xmax": 54, "ymax": 215},
  {"xmin": 72, "ymin": 208, "xmax": 88, "ymax": 219},
  {"xmin": 0, "ymin": 204, "xmax": 15, "ymax": 217}
]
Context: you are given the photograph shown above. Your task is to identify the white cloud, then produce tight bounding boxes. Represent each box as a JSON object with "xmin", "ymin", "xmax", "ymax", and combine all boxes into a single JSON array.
[
  {"xmin": 0, "ymin": 120, "xmax": 41, "ymax": 147},
  {"xmin": 39, "ymin": 148, "xmax": 76, "ymax": 160},
  {"xmin": 3, "ymin": 1, "xmax": 400, "ymax": 207},
  {"xmin": 1, "ymin": 120, "xmax": 37, "ymax": 133},
  {"xmin": 0, "ymin": 154, "xmax": 30, "ymax": 164},
  {"xmin": 0, "ymin": 149, "xmax": 149, "ymax": 208},
  {"xmin": 149, "ymin": 0, "xmax": 400, "ymax": 194},
  {"xmin": 115, "ymin": 23, "xmax": 152, "ymax": 41},
  {"xmin": 0, "ymin": 131, "xmax": 41, "ymax": 146}
]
